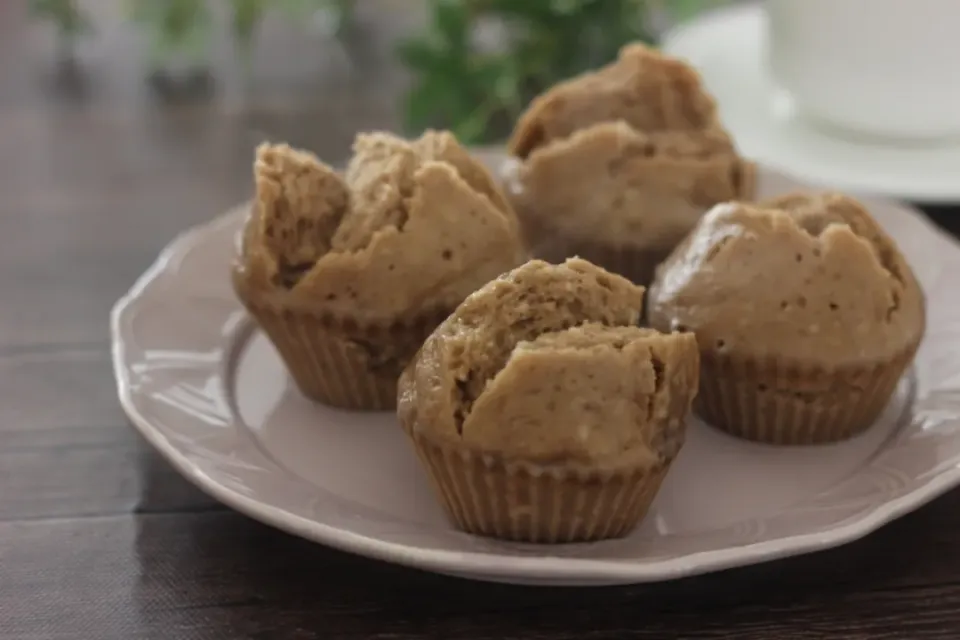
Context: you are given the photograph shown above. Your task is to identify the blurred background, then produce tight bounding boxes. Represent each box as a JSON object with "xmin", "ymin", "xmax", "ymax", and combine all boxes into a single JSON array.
[
  {"xmin": 15, "ymin": 0, "xmax": 730, "ymax": 161},
  {"xmin": 2, "ymin": 0, "xmax": 737, "ymax": 345},
  {"xmin": 6, "ymin": 0, "xmax": 956, "ymax": 349}
]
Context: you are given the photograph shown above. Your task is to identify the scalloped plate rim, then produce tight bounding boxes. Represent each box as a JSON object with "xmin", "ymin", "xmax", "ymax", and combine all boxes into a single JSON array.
[{"xmin": 111, "ymin": 161, "xmax": 960, "ymax": 585}]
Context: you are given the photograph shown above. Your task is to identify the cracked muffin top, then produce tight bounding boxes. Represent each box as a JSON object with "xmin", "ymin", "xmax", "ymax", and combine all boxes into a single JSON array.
[
  {"xmin": 647, "ymin": 193, "xmax": 926, "ymax": 365},
  {"xmin": 502, "ymin": 120, "xmax": 753, "ymax": 249},
  {"xmin": 234, "ymin": 130, "xmax": 526, "ymax": 323},
  {"xmin": 508, "ymin": 43, "xmax": 724, "ymax": 159},
  {"xmin": 398, "ymin": 258, "xmax": 700, "ymax": 469},
  {"xmin": 501, "ymin": 43, "xmax": 754, "ymax": 248}
]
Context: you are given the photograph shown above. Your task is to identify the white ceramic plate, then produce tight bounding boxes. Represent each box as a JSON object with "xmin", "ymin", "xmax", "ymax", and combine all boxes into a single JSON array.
[
  {"xmin": 112, "ymin": 156, "xmax": 960, "ymax": 586},
  {"xmin": 661, "ymin": 4, "xmax": 960, "ymax": 203}
]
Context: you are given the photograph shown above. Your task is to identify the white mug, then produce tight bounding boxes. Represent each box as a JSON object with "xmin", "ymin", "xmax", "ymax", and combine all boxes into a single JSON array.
[{"xmin": 766, "ymin": 0, "xmax": 960, "ymax": 141}]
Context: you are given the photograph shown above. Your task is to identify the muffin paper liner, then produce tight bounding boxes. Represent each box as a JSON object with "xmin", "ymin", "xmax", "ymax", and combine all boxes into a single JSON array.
[
  {"xmin": 695, "ymin": 344, "xmax": 919, "ymax": 444},
  {"xmin": 523, "ymin": 221, "xmax": 667, "ymax": 289},
  {"xmin": 236, "ymin": 284, "xmax": 449, "ymax": 411},
  {"xmin": 404, "ymin": 426, "xmax": 671, "ymax": 543}
]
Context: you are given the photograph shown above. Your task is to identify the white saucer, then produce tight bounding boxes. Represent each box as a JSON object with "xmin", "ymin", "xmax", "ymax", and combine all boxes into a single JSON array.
[
  {"xmin": 662, "ymin": 4, "xmax": 960, "ymax": 203},
  {"xmin": 112, "ymin": 153, "xmax": 960, "ymax": 586}
]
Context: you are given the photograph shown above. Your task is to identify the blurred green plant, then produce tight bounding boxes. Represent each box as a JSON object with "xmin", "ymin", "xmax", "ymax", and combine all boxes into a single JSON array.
[
  {"xmin": 28, "ymin": 0, "xmax": 354, "ymax": 71},
  {"xmin": 127, "ymin": 0, "xmax": 215, "ymax": 70},
  {"xmin": 28, "ymin": 0, "xmax": 94, "ymax": 59},
  {"xmin": 399, "ymin": 0, "xmax": 724, "ymax": 144}
]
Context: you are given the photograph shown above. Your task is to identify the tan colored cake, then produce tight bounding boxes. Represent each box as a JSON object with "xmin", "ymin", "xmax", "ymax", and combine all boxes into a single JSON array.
[
  {"xmin": 501, "ymin": 42, "xmax": 755, "ymax": 287},
  {"xmin": 233, "ymin": 130, "xmax": 526, "ymax": 410},
  {"xmin": 398, "ymin": 258, "xmax": 700, "ymax": 542},
  {"xmin": 647, "ymin": 193, "xmax": 926, "ymax": 444}
]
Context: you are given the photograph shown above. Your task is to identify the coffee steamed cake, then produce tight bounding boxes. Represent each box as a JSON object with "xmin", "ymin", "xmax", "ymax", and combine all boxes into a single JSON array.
[
  {"xmin": 398, "ymin": 258, "xmax": 700, "ymax": 542},
  {"xmin": 502, "ymin": 43, "xmax": 755, "ymax": 287},
  {"xmin": 232, "ymin": 130, "xmax": 526, "ymax": 410},
  {"xmin": 647, "ymin": 193, "xmax": 925, "ymax": 444}
]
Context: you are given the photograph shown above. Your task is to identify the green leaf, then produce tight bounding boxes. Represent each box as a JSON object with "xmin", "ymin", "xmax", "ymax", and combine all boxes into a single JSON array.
[
  {"xmin": 230, "ymin": 0, "xmax": 266, "ymax": 49},
  {"xmin": 29, "ymin": 0, "xmax": 93, "ymax": 35},
  {"xmin": 670, "ymin": 0, "xmax": 712, "ymax": 22},
  {"xmin": 452, "ymin": 102, "xmax": 493, "ymax": 145},
  {"xmin": 396, "ymin": 39, "xmax": 440, "ymax": 71},
  {"xmin": 434, "ymin": 0, "xmax": 469, "ymax": 37},
  {"xmin": 403, "ymin": 80, "xmax": 442, "ymax": 133},
  {"xmin": 399, "ymin": 0, "xmax": 667, "ymax": 143},
  {"xmin": 489, "ymin": 59, "xmax": 523, "ymax": 117}
]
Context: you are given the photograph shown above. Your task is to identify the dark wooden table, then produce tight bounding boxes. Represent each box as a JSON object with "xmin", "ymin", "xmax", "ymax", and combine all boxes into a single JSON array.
[{"xmin": 4, "ymin": 3, "xmax": 960, "ymax": 639}]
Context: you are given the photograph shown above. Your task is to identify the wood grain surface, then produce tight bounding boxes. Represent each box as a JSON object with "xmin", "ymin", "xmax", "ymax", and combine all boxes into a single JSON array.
[{"xmin": 3, "ymin": 2, "xmax": 960, "ymax": 639}]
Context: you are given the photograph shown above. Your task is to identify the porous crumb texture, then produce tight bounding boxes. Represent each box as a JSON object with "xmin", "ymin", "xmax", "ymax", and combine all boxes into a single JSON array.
[
  {"xmin": 646, "ymin": 192, "xmax": 926, "ymax": 444},
  {"xmin": 647, "ymin": 192, "xmax": 925, "ymax": 366},
  {"xmin": 231, "ymin": 130, "xmax": 526, "ymax": 410},
  {"xmin": 398, "ymin": 258, "xmax": 701, "ymax": 542},
  {"xmin": 399, "ymin": 258, "xmax": 700, "ymax": 467},
  {"xmin": 245, "ymin": 144, "xmax": 350, "ymax": 288},
  {"xmin": 502, "ymin": 43, "xmax": 755, "ymax": 270},
  {"xmin": 506, "ymin": 122, "xmax": 754, "ymax": 254},
  {"xmin": 508, "ymin": 43, "xmax": 722, "ymax": 159},
  {"xmin": 235, "ymin": 130, "xmax": 526, "ymax": 324},
  {"xmin": 468, "ymin": 322, "xmax": 699, "ymax": 466},
  {"xmin": 437, "ymin": 259, "xmax": 645, "ymax": 433}
]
